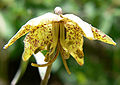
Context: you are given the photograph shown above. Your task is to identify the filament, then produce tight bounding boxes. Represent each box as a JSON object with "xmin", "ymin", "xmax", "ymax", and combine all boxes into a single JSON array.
[
  {"xmin": 31, "ymin": 44, "xmax": 60, "ymax": 67},
  {"xmin": 59, "ymin": 45, "xmax": 71, "ymax": 75}
]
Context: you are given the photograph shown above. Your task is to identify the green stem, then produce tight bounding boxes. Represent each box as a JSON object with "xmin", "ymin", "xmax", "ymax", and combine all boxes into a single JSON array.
[
  {"xmin": 40, "ymin": 64, "xmax": 52, "ymax": 85},
  {"xmin": 40, "ymin": 40, "xmax": 60, "ymax": 85}
]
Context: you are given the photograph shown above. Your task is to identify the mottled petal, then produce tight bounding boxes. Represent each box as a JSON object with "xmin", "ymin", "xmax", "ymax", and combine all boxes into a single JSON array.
[
  {"xmin": 3, "ymin": 13, "xmax": 62, "ymax": 49},
  {"xmin": 22, "ymin": 41, "xmax": 34, "ymax": 61},
  {"xmin": 63, "ymin": 14, "xmax": 94, "ymax": 40},
  {"xmin": 23, "ymin": 18, "xmax": 60, "ymax": 61},
  {"xmin": 70, "ymin": 50, "xmax": 84, "ymax": 66},
  {"xmin": 4, "ymin": 12, "xmax": 62, "ymax": 61},
  {"xmin": 60, "ymin": 44, "xmax": 70, "ymax": 59},
  {"xmin": 91, "ymin": 26, "xmax": 116, "ymax": 45},
  {"xmin": 60, "ymin": 21, "xmax": 84, "ymax": 65},
  {"xmin": 70, "ymin": 39, "xmax": 84, "ymax": 66},
  {"xmin": 3, "ymin": 24, "xmax": 31, "ymax": 49}
]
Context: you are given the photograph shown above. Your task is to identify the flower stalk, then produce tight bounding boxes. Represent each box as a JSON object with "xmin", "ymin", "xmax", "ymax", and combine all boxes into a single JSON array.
[{"xmin": 40, "ymin": 64, "xmax": 52, "ymax": 85}]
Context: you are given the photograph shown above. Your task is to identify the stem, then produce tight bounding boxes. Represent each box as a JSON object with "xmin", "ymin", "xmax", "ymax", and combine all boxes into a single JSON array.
[
  {"xmin": 40, "ymin": 64, "xmax": 52, "ymax": 85},
  {"xmin": 40, "ymin": 38, "xmax": 60, "ymax": 85},
  {"xmin": 11, "ymin": 60, "xmax": 28, "ymax": 85}
]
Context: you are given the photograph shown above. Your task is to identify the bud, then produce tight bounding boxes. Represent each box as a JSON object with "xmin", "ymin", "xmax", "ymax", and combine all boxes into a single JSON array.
[{"xmin": 54, "ymin": 7, "xmax": 62, "ymax": 15}]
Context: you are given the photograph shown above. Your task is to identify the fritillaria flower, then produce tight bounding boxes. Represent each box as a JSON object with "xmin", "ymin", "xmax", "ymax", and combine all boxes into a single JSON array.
[{"xmin": 4, "ymin": 7, "xmax": 116, "ymax": 74}]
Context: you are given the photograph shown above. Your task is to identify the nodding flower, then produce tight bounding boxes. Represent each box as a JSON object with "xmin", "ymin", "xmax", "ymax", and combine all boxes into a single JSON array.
[{"xmin": 3, "ymin": 7, "xmax": 116, "ymax": 74}]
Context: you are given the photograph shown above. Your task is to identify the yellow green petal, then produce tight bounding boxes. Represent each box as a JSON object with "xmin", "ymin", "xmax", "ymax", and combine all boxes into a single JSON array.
[
  {"xmin": 22, "ymin": 42, "xmax": 34, "ymax": 61},
  {"xmin": 91, "ymin": 26, "xmax": 116, "ymax": 45},
  {"xmin": 60, "ymin": 45, "xmax": 70, "ymax": 59},
  {"xmin": 59, "ymin": 17, "xmax": 84, "ymax": 65},
  {"xmin": 59, "ymin": 42, "xmax": 70, "ymax": 59},
  {"xmin": 60, "ymin": 17, "xmax": 84, "ymax": 52},
  {"xmin": 23, "ymin": 18, "xmax": 60, "ymax": 61},
  {"xmin": 70, "ymin": 40, "xmax": 84, "ymax": 66},
  {"xmin": 3, "ymin": 24, "xmax": 31, "ymax": 49},
  {"xmin": 3, "ymin": 13, "xmax": 62, "ymax": 49},
  {"xmin": 63, "ymin": 14, "xmax": 94, "ymax": 40},
  {"xmin": 70, "ymin": 50, "xmax": 84, "ymax": 66}
]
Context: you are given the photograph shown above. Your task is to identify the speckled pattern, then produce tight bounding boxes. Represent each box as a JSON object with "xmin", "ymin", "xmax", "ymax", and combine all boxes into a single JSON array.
[
  {"xmin": 23, "ymin": 21, "xmax": 56, "ymax": 61},
  {"xmin": 91, "ymin": 26, "xmax": 116, "ymax": 45},
  {"xmin": 60, "ymin": 18, "xmax": 84, "ymax": 65},
  {"xmin": 4, "ymin": 12, "xmax": 116, "ymax": 67}
]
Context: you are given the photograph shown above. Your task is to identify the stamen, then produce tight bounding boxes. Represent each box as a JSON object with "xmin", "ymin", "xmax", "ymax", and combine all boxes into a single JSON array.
[
  {"xmin": 31, "ymin": 44, "xmax": 60, "ymax": 67},
  {"xmin": 60, "ymin": 44, "xmax": 71, "ymax": 75},
  {"xmin": 61, "ymin": 54, "xmax": 71, "ymax": 75}
]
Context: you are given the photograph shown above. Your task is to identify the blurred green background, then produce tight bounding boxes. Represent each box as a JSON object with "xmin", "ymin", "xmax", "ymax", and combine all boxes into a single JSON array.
[{"xmin": 0, "ymin": 0, "xmax": 120, "ymax": 85}]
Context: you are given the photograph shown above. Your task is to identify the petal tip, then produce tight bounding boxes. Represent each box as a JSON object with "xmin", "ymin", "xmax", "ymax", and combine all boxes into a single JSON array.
[
  {"xmin": 78, "ymin": 61, "xmax": 84, "ymax": 66},
  {"xmin": 113, "ymin": 42, "xmax": 116, "ymax": 46},
  {"xmin": 79, "ymin": 63, "xmax": 84, "ymax": 66},
  {"xmin": 3, "ymin": 44, "xmax": 8, "ymax": 49},
  {"xmin": 109, "ymin": 40, "xmax": 116, "ymax": 46}
]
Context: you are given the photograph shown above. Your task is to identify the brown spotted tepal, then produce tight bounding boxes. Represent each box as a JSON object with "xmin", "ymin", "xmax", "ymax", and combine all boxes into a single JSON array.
[{"xmin": 3, "ymin": 7, "xmax": 116, "ymax": 74}]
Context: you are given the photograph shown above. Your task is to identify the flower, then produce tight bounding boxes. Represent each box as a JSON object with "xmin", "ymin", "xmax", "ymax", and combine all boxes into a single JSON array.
[{"xmin": 3, "ymin": 7, "xmax": 116, "ymax": 74}]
